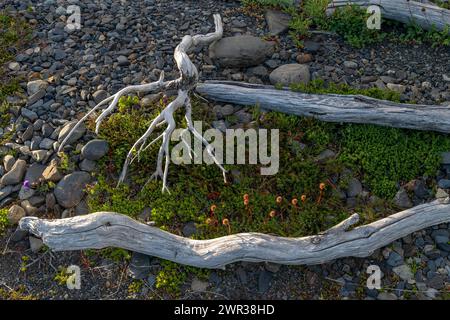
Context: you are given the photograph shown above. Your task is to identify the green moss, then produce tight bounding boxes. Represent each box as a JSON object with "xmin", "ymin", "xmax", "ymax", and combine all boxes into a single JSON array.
[
  {"xmin": 339, "ymin": 124, "xmax": 450, "ymax": 198},
  {"xmin": 290, "ymin": 79, "xmax": 401, "ymax": 102},
  {"xmin": 0, "ymin": 208, "xmax": 9, "ymax": 235}
]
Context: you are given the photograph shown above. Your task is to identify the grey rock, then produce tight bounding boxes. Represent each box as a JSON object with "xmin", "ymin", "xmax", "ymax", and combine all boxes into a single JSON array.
[
  {"xmin": 269, "ymin": 64, "xmax": 310, "ymax": 86},
  {"xmin": 347, "ymin": 178, "xmax": 363, "ymax": 198},
  {"xmin": 3, "ymin": 155, "xmax": 15, "ymax": 171},
  {"xmin": 377, "ymin": 292, "xmax": 397, "ymax": 300},
  {"xmin": 212, "ymin": 120, "xmax": 227, "ymax": 133},
  {"xmin": 128, "ymin": 252, "xmax": 151, "ymax": 280},
  {"xmin": 343, "ymin": 61, "xmax": 358, "ymax": 69},
  {"xmin": 0, "ymin": 186, "xmax": 13, "ymax": 201},
  {"xmin": 81, "ymin": 139, "xmax": 109, "ymax": 160},
  {"xmin": 438, "ymin": 179, "xmax": 450, "ymax": 189},
  {"xmin": 315, "ymin": 149, "xmax": 336, "ymax": 162},
  {"xmin": 25, "ymin": 163, "xmax": 46, "ymax": 184},
  {"xmin": 7, "ymin": 205, "xmax": 26, "ymax": 225},
  {"xmin": 209, "ymin": 36, "xmax": 275, "ymax": 67},
  {"xmin": 20, "ymin": 200, "xmax": 37, "ymax": 216},
  {"xmin": 79, "ymin": 159, "xmax": 96, "ymax": 172},
  {"xmin": 394, "ymin": 188, "xmax": 413, "ymax": 208},
  {"xmin": 117, "ymin": 55, "xmax": 130, "ymax": 66},
  {"xmin": 29, "ymin": 236, "xmax": 44, "ymax": 253},
  {"xmin": 31, "ymin": 150, "xmax": 49, "ymax": 163},
  {"xmin": 46, "ymin": 192, "xmax": 56, "ymax": 210},
  {"xmin": 387, "ymin": 251, "xmax": 403, "ymax": 267},
  {"xmin": 93, "ymin": 90, "xmax": 108, "ymax": 104},
  {"xmin": 0, "ymin": 159, "xmax": 27, "ymax": 185},
  {"xmin": 21, "ymin": 125, "xmax": 34, "ymax": 141},
  {"xmin": 182, "ymin": 221, "xmax": 197, "ymax": 237},
  {"xmin": 387, "ymin": 83, "xmax": 406, "ymax": 94},
  {"xmin": 21, "ymin": 108, "xmax": 38, "ymax": 122},
  {"xmin": 75, "ymin": 200, "xmax": 89, "ymax": 215},
  {"xmin": 54, "ymin": 171, "xmax": 91, "ymax": 208},
  {"xmin": 27, "ymin": 80, "xmax": 48, "ymax": 96},
  {"xmin": 258, "ymin": 270, "xmax": 273, "ymax": 293},
  {"xmin": 191, "ymin": 278, "xmax": 209, "ymax": 292},
  {"xmin": 441, "ymin": 152, "xmax": 450, "ymax": 165},
  {"xmin": 58, "ymin": 120, "xmax": 86, "ymax": 145},
  {"xmin": 392, "ymin": 264, "xmax": 414, "ymax": 282},
  {"xmin": 19, "ymin": 186, "xmax": 35, "ymax": 200},
  {"xmin": 265, "ymin": 9, "xmax": 291, "ymax": 35},
  {"xmin": 39, "ymin": 138, "xmax": 55, "ymax": 150}
]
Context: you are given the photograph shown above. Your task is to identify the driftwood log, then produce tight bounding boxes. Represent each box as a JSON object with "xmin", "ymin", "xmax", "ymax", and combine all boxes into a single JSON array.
[
  {"xmin": 19, "ymin": 199, "xmax": 450, "ymax": 268},
  {"xmin": 327, "ymin": 0, "xmax": 450, "ymax": 32},
  {"xmin": 196, "ymin": 81, "xmax": 450, "ymax": 134}
]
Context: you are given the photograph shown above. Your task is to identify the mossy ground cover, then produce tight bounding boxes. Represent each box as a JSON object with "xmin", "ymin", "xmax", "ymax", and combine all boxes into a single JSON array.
[
  {"xmin": 0, "ymin": 11, "xmax": 31, "ymax": 143},
  {"xmin": 82, "ymin": 83, "xmax": 450, "ymax": 295},
  {"xmin": 86, "ymin": 81, "xmax": 450, "ymax": 240}
]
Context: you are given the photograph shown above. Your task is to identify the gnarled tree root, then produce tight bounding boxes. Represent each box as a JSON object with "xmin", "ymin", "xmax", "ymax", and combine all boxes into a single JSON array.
[{"xmin": 19, "ymin": 199, "xmax": 450, "ymax": 269}]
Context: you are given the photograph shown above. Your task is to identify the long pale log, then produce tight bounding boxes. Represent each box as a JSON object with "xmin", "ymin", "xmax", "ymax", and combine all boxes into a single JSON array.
[
  {"xmin": 196, "ymin": 81, "xmax": 450, "ymax": 134},
  {"xmin": 18, "ymin": 199, "xmax": 450, "ymax": 268},
  {"xmin": 327, "ymin": 0, "xmax": 450, "ymax": 32}
]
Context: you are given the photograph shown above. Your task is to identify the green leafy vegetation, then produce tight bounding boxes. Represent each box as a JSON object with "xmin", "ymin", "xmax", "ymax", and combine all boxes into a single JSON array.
[
  {"xmin": 241, "ymin": 0, "xmax": 450, "ymax": 48},
  {"xmin": 0, "ymin": 208, "xmax": 9, "ymax": 235}
]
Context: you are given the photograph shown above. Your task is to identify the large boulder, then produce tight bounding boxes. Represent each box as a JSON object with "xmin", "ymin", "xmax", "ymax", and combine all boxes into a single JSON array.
[
  {"xmin": 54, "ymin": 171, "xmax": 91, "ymax": 208},
  {"xmin": 209, "ymin": 35, "xmax": 275, "ymax": 68},
  {"xmin": 269, "ymin": 63, "xmax": 310, "ymax": 86}
]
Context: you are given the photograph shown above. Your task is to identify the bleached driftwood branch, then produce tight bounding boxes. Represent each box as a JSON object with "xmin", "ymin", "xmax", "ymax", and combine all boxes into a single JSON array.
[
  {"xmin": 19, "ymin": 199, "xmax": 450, "ymax": 268},
  {"xmin": 327, "ymin": 0, "xmax": 450, "ymax": 32},
  {"xmin": 59, "ymin": 14, "xmax": 227, "ymax": 193},
  {"xmin": 196, "ymin": 81, "xmax": 450, "ymax": 134}
]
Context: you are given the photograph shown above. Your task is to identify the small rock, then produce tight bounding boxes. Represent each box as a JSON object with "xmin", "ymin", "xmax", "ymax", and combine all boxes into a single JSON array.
[
  {"xmin": 269, "ymin": 63, "xmax": 310, "ymax": 86},
  {"xmin": 3, "ymin": 155, "xmax": 15, "ymax": 171},
  {"xmin": 29, "ymin": 236, "xmax": 44, "ymax": 253},
  {"xmin": 377, "ymin": 292, "xmax": 397, "ymax": 300},
  {"xmin": 347, "ymin": 178, "xmax": 363, "ymax": 198},
  {"xmin": 81, "ymin": 139, "xmax": 109, "ymax": 160},
  {"xmin": 182, "ymin": 221, "xmax": 197, "ymax": 237},
  {"xmin": 92, "ymin": 90, "xmax": 108, "ymax": 104},
  {"xmin": 54, "ymin": 172, "xmax": 91, "ymax": 208},
  {"xmin": 42, "ymin": 160, "xmax": 63, "ymax": 182},
  {"xmin": 58, "ymin": 120, "xmax": 86, "ymax": 145},
  {"xmin": 27, "ymin": 80, "xmax": 48, "ymax": 96},
  {"xmin": 343, "ymin": 61, "xmax": 358, "ymax": 69},
  {"xmin": 296, "ymin": 53, "xmax": 313, "ymax": 64},
  {"xmin": 191, "ymin": 278, "xmax": 209, "ymax": 292},
  {"xmin": 386, "ymin": 251, "xmax": 403, "ymax": 267},
  {"xmin": 438, "ymin": 179, "xmax": 450, "ymax": 189},
  {"xmin": 392, "ymin": 264, "xmax": 414, "ymax": 282},
  {"xmin": 393, "ymin": 188, "xmax": 413, "ymax": 208},
  {"xmin": 39, "ymin": 138, "xmax": 55, "ymax": 150},
  {"xmin": 258, "ymin": 270, "xmax": 273, "ymax": 293},
  {"xmin": 21, "ymin": 108, "xmax": 38, "ymax": 122},
  {"xmin": 7, "ymin": 205, "xmax": 26, "ymax": 225},
  {"xmin": 387, "ymin": 83, "xmax": 406, "ymax": 94},
  {"xmin": 265, "ymin": 9, "xmax": 291, "ymax": 35},
  {"xmin": 127, "ymin": 252, "xmax": 151, "ymax": 280},
  {"xmin": 315, "ymin": 149, "xmax": 336, "ymax": 162},
  {"xmin": 0, "ymin": 159, "xmax": 27, "ymax": 186}
]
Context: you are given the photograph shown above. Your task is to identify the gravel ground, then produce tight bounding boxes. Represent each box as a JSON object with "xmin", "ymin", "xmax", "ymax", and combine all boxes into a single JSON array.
[{"xmin": 0, "ymin": 0, "xmax": 449, "ymax": 300}]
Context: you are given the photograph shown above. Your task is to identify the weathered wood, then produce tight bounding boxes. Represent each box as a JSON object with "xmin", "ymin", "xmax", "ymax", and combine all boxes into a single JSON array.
[
  {"xmin": 19, "ymin": 199, "xmax": 450, "ymax": 268},
  {"xmin": 196, "ymin": 81, "xmax": 450, "ymax": 134},
  {"xmin": 327, "ymin": 0, "xmax": 450, "ymax": 32}
]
